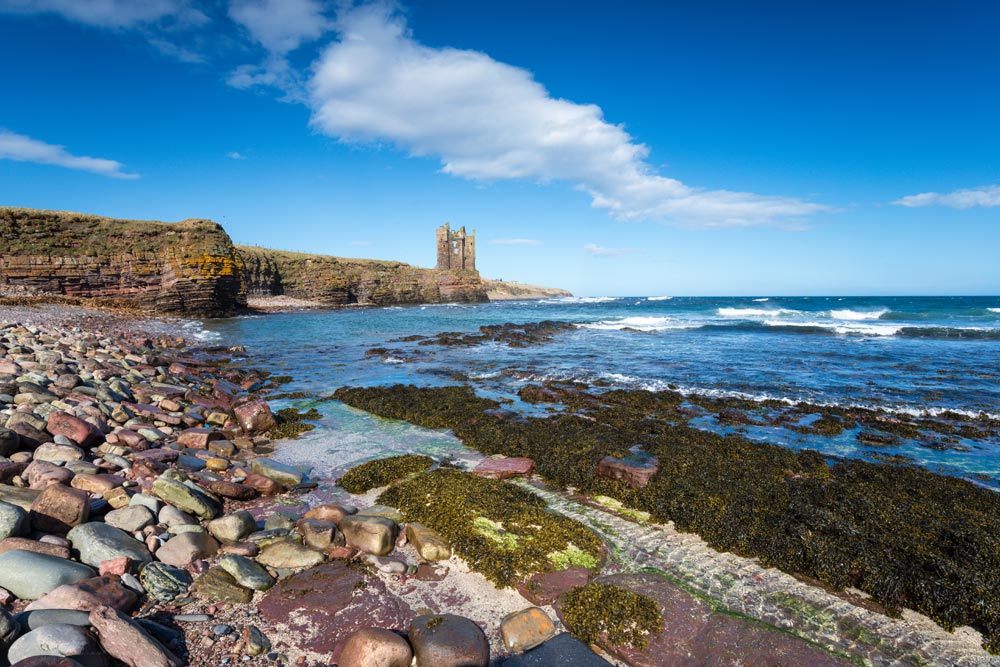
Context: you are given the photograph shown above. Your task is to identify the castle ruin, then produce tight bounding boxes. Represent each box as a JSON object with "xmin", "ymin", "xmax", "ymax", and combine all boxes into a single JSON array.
[{"xmin": 435, "ymin": 223, "xmax": 477, "ymax": 273}]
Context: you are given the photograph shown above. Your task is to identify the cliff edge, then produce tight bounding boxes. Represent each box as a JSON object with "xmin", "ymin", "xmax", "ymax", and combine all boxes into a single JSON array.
[
  {"xmin": 238, "ymin": 246, "xmax": 487, "ymax": 307},
  {"xmin": 0, "ymin": 207, "xmax": 245, "ymax": 316}
]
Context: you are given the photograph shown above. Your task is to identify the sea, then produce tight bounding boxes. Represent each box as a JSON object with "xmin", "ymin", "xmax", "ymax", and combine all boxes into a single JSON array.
[{"xmin": 196, "ymin": 296, "xmax": 1000, "ymax": 488}]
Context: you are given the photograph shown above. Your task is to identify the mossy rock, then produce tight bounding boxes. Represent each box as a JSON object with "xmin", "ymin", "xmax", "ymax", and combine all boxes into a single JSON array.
[
  {"xmin": 339, "ymin": 454, "xmax": 435, "ymax": 494},
  {"xmin": 379, "ymin": 468, "xmax": 603, "ymax": 587}
]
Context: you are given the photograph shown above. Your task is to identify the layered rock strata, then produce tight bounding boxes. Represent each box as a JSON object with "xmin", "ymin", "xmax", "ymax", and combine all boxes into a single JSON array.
[
  {"xmin": 0, "ymin": 208, "xmax": 246, "ymax": 316},
  {"xmin": 237, "ymin": 245, "xmax": 488, "ymax": 306}
]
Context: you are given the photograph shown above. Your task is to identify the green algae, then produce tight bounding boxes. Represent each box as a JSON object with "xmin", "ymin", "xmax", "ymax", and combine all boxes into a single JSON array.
[
  {"xmin": 379, "ymin": 468, "xmax": 602, "ymax": 587},
  {"xmin": 561, "ymin": 582, "xmax": 663, "ymax": 649},
  {"xmin": 338, "ymin": 454, "xmax": 434, "ymax": 494}
]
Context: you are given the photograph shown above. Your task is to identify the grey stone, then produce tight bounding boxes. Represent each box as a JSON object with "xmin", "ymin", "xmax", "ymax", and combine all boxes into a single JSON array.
[
  {"xmin": 138, "ymin": 562, "xmax": 192, "ymax": 602},
  {"xmin": 103, "ymin": 506, "xmax": 154, "ymax": 533},
  {"xmin": 151, "ymin": 476, "xmax": 220, "ymax": 520},
  {"xmin": 0, "ymin": 499, "xmax": 29, "ymax": 539},
  {"xmin": 248, "ymin": 458, "xmax": 303, "ymax": 486},
  {"xmin": 67, "ymin": 523, "xmax": 152, "ymax": 568},
  {"xmin": 217, "ymin": 554, "xmax": 274, "ymax": 591},
  {"xmin": 0, "ymin": 549, "xmax": 95, "ymax": 600},
  {"xmin": 14, "ymin": 609, "xmax": 93, "ymax": 630},
  {"xmin": 127, "ymin": 493, "xmax": 161, "ymax": 515},
  {"xmin": 157, "ymin": 505, "xmax": 197, "ymax": 527},
  {"xmin": 7, "ymin": 624, "xmax": 102, "ymax": 665},
  {"xmin": 207, "ymin": 511, "xmax": 256, "ymax": 544}
]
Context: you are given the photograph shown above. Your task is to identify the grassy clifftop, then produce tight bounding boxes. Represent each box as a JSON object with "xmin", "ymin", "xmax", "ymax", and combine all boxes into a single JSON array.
[{"xmin": 0, "ymin": 207, "xmax": 232, "ymax": 256}]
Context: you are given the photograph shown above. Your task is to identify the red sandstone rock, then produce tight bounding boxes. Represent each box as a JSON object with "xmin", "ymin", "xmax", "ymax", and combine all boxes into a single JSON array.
[
  {"xmin": 233, "ymin": 399, "xmax": 277, "ymax": 435},
  {"xmin": 89, "ymin": 605, "xmax": 183, "ymax": 667},
  {"xmin": 26, "ymin": 575, "xmax": 137, "ymax": 612},
  {"xmin": 25, "ymin": 460, "xmax": 74, "ymax": 489},
  {"xmin": 261, "ymin": 563, "xmax": 415, "ymax": 661},
  {"xmin": 71, "ymin": 473, "xmax": 124, "ymax": 495},
  {"xmin": 0, "ymin": 537, "xmax": 70, "ymax": 559},
  {"xmin": 517, "ymin": 567, "xmax": 594, "ymax": 606},
  {"xmin": 303, "ymin": 503, "xmax": 353, "ymax": 526},
  {"xmin": 29, "ymin": 484, "xmax": 90, "ymax": 533},
  {"xmin": 114, "ymin": 430, "xmax": 147, "ymax": 449},
  {"xmin": 7, "ymin": 421, "xmax": 52, "ymax": 449},
  {"xmin": 129, "ymin": 458, "xmax": 166, "ymax": 480},
  {"xmin": 0, "ymin": 461, "xmax": 27, "ymax": 484},
  {"xmin": 176, "ymin": 427, "xmax": 223, "ymax": 449},
  {"xmin": 595, "ymin": 455, "xmax": 659, "ymax": 489},
  {"xmin": 409, "ymin": 614, "xmax": 490, "ymax": 667},
  {"xmin": 474, "ymin": 457, "xmax": 535, "ymax": 479},
  {"xmin": 338, "ymin": 628, "xmax": 413, "ymax": 667},
  {"xmin": 202, "ymin": 480, "xmax": 258, "ymax": 500},
  {"xmin": 46, "ymin": 411, "xmax": 101, "ymax": 448},
  {"xmin": 242, "ymin": 472, "xmax": 284, "ymax": 495},
  {"xmin": 99, "ymin": 557, "xmax": 131, "ymax": 576}
]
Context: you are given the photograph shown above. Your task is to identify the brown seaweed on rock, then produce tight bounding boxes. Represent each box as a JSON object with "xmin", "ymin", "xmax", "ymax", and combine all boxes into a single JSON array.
[{"xmin": 335, "ymin": 382, "xmax": 1000, "ymax": 652}]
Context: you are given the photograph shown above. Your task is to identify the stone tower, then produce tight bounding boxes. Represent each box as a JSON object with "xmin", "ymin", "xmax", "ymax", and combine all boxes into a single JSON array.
[{"xmin": 435, "ymin": 223, "xmax": 476, "ymax": 272}]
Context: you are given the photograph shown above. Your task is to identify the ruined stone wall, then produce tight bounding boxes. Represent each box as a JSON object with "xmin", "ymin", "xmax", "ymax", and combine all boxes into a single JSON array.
[{"xmin": 435, "ymin": 223, "xmax": 477, "ymax": 273}]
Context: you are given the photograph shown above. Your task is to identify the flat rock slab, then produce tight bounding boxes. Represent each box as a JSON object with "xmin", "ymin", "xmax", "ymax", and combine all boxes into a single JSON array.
[
  {"xmin": 259, "ymin": 562, "xmax": 415, "ymax": 662},
  {"xmin": 502, "ymin": 633, "xmax": 613, "ymax": 667},
  {"xmin": 473, "ymin": 457, "xmax": 535, "ymax": 479},
  {"xmin": 556, "ymin": 573, "xmax": 853, "ymax": 667}
]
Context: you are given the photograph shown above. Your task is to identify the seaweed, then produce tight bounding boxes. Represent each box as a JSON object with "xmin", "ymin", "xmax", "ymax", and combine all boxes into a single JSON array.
[
  {"xmin": 338, "ymin": 454, "xmax": 434, "ymax": 493},
  {"xmin": 337, "ymin": 383, "xmax": 1000, "ymax": 651},
  {"xmin": 561, "ymin": 582, "xmax": 663, "ymax": 649},
  {"xmin": 378, "ymin": 468, "xmax": 603, "ymax": 587},
  {"xmin": 267, "ymin": 407, "xmax": 321, "ymax": 440}
]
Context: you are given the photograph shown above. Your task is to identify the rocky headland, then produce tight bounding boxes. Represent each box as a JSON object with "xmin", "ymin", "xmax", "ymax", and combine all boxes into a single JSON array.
[
  {"xmin": 481, "ymin": 280, "xmax": 572, "ymax": 301},
  {"xmin": 1, "ymin": 208, "xmax": 572, "ymax": 317}
]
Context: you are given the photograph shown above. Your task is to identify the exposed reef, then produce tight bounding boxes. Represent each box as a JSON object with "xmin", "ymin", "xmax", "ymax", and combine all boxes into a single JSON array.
[{"xmin": 334, "ymin": 382, "xmax": 1000, "ymax": 652}]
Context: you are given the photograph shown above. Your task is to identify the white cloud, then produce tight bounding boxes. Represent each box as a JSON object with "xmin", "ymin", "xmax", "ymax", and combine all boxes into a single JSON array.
[
  {"xmin": 227, "ymin": 0, "xmax": 329, "ymax": 98},
  {"xmin": 490, "ymin": 238, "xmax": 541, "ymax": 246},
  {"xmin": 894, "ymin": 185, "xmax": 1000, "ymax": 209},
  {"xmin": 0, "ymin": 0, "xmax": 206, "ymax": 29},
  {"xmin": 584, "ymin": 243, "xmax": 630, "ymax": 257},
  {"xmin": 0, "ymin": 129, "xmax": 139, "ymax": 179},
  {"xmin": 227, "ymin": 151, "xmax": 247, "ymax": 160},
  {"xmin": 228, "ymin": 0, "xmax": 328, "ymax": 54},
  {"xmin": 308, "ymin": 3, "xmax": 828, "ymax": 228}
]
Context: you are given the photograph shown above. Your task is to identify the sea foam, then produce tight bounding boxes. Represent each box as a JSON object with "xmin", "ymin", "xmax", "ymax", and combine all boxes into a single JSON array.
[
  {"xmin": 829, "ymin": 308, "xmax": 889, "ymax": 320},
  {"xmin": 989, "ymin": 308, "xmax": 1000, "ymax": 314},
  {"xmin": 647, "ymin": 296, "xmax": 672, "ymax": 301},
  {"xmin": 718, "ymin": 307, "xmax": 801, "ymax": 317},
  {"xmin": 583, "ymin": 316, "xmax": 698, "ymax": 331}
]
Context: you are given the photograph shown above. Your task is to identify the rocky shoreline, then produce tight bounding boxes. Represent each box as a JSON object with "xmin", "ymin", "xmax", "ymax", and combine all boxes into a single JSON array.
[{"xmin": 1, "ymin": 304, "xmax": 996, "ymax": 667}]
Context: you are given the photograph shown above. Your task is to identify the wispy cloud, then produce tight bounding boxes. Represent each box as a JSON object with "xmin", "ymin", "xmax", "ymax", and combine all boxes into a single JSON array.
[
  {"xmin": 584, "ymin": 243, "xmax": 631, "ymax": 257},
  {"xmin": 227, "ymin": 0, "xmax": 329, "ymax": 99},
  {"xmin": 894, "ymin": 185, "xmax": 1000, "ymax": 209},
  {"xmin": 308, "ymin": 3, "xmax": 828, "ymax": 228},
  {"xmin": 0, "ymin": 129, "xmax": 139, "ymax": 179},
  {"xmin": 0, "ymin": 0, "xmax": 206, "ymax": 29},
  {"xmin": 227, "ymin": 151, "xmax": 247, "ymax": 160},
  {"xmin": 490, "ymin": 238, "xmax": 541, "ymax": 246}
]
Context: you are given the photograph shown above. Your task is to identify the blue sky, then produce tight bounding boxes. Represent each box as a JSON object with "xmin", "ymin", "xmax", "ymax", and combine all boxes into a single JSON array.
[{"xmin": 0, "ymin": 0, "xmax": 997, "ymax": 296}]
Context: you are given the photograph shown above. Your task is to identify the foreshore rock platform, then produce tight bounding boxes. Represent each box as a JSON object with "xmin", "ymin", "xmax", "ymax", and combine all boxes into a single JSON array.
[{"xmin": 0, "ymin": 303, "xmax": 994, "ymax": 667}]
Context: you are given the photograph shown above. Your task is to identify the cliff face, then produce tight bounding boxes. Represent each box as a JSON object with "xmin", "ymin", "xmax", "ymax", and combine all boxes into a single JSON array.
[
  {"xmin": 0, "ymin": 208, "xmax": 246, "ymax": 316},
  {"xmin": 237, "ymin": 246, "xmax": 488, "ymax": 306}
]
